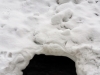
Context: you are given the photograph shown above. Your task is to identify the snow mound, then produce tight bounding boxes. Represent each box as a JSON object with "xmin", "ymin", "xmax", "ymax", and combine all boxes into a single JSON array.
[{"xmin": 0, "ymin": 0, "xmax": 100, "ymax": 75}]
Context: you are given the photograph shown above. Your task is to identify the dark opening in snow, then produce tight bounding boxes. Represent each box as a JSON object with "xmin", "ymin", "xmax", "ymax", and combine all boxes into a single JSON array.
[{"xmin": 22, "ymin": 54, "xmax": 77, "ymax": 75}]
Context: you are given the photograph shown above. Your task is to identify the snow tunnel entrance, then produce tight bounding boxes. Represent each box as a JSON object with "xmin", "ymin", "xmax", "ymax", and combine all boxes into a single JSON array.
[{"xmin": 22, "ymin": 54, "xmax": 77, "ymax": 75}]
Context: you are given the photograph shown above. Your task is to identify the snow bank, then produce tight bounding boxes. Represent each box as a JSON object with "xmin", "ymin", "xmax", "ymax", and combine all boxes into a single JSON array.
[{"xmin": 0, "ymin": 0, "xmax": 100, "ymax": 75}]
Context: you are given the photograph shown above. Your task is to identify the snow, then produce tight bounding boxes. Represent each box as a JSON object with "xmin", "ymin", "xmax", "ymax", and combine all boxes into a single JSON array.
[{"xmin": 0, "ymin": 0, "xmax": 100, "ymax": 75}]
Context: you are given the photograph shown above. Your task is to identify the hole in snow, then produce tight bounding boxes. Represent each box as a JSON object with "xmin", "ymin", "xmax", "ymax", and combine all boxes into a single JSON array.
[
  {"xmin": 22, "ymin": 54, "xmax": 77, "ymax": 75},
  {"xmin": 95, "ymin": 1, "xmax": 98, "ymax": 3},
  {"xmin": 56, "ymin": 0, "xmax": 59, "ymax": 4},
  {"xmin": 94, "ymin": 13, "xmax": 99, "ymax": 16}
]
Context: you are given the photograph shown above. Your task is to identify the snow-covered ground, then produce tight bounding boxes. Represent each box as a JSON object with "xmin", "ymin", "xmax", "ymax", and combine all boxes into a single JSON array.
[{"xmin": 0, "ymin": 0, "xmax": 100, "ymax": 75}]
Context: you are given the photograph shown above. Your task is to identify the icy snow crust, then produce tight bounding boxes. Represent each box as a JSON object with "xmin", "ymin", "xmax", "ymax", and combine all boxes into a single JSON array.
[{"xmin": 0, "ymin": 0, "xmax": 100, "ymax": 75}]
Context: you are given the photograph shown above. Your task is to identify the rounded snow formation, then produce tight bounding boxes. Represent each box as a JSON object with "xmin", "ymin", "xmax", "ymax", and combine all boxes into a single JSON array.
[{"xmin": 0, "ymin": 0, "xmax": 100, "ymax": 75}]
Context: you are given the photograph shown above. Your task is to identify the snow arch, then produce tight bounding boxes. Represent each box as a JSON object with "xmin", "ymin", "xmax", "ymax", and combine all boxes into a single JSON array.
[{"xmin": 0, "ymin": 0, "xmax": 100, "ymax": 75}]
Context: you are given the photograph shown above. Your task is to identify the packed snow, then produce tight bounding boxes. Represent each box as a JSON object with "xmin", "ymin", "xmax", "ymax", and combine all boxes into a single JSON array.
[{"xmin": 0, "ymin": 0, "xmax": 100, "ymax": 75}]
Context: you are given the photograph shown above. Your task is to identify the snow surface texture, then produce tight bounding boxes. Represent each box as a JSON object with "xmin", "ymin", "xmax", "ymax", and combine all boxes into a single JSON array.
[{"xmin": 0, "ymin": 0, "xmax": 100, "ymax": 75}]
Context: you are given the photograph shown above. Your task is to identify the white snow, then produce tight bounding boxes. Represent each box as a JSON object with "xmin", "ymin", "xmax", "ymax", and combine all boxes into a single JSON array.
[{"xmin": 0, "ymin": 0, "xmax": 100, "ymax": 75}]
